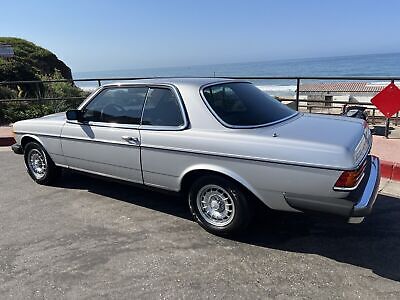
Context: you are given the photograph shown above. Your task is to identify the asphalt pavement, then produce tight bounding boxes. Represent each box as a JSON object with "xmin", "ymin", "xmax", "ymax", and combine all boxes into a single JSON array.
[{"xmin": 1, "ymin": 149, "xmax": 400, "ymax": 299}]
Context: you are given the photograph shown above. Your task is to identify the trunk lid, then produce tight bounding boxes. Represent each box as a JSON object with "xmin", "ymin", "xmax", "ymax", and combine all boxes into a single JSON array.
[{"xmin": 236, "ymin": 113, "xmax": 371, "ymax": 170}]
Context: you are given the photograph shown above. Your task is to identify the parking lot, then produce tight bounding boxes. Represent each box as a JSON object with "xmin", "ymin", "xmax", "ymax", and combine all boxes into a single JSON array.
[{"xmin": 1, "ymin": 149, "xmax": 400, "ymax": 299}]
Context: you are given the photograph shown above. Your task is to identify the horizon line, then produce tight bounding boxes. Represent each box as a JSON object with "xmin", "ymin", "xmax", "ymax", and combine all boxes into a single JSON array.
[{"xmin": 73, "ymin": 51, "xmax": 400, "ymax": 75}]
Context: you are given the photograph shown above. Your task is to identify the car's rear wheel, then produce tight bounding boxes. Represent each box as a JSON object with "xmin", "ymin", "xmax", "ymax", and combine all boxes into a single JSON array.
[
  {"xmin": 188, "ymin": 175, "xmax": 252, "ymax": 236},
  {"xmin": 24, "ymin": 142, "xmax": 60, "ymax": 185}
]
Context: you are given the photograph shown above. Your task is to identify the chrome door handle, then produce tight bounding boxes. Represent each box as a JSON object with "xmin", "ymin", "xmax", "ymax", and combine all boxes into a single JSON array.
[{"xmin": 122, "ymin": 136, "xmax": 140, "ymax": 145}]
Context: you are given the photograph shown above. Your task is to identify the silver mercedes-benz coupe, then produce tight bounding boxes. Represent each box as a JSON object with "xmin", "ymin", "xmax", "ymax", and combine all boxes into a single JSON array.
[{"xmin": 12, "ymin": 78, "xmax": 380, "ymax": 236}]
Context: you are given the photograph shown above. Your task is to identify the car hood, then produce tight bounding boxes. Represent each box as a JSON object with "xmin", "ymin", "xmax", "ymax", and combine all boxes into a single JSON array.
[
  {"xmin": 232, "ymin": 113, "xmax": 370, "ymax": 170},
  {"xmin": 13, "ymin": 112, "xmax": 67, "ymax": 137},
  {"xmin": 38, "ymin": 112, "xmax": 67, "ymax": 121}
]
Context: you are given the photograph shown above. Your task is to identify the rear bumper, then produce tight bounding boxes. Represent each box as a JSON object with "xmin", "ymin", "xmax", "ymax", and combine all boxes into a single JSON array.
[
  {"xmin": 347, "ymin": 155, "xmax": 380, "ymax": 223},
  {"xmin": 11, "ymin": 143, "xmax": 23, "ymax": 155},
  {"xmin": 284, "ymin": 155, "xmax": 381, "ymax": 223}
]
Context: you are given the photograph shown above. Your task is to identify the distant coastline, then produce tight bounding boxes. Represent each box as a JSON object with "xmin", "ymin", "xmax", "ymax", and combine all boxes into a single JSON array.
[
  {"xmin": 73, "ymin": 52, "xmax": 400, "ymax": 98},
  {"xmin": 73, "ymin": 52, "xmax": 400, "ymax": 79}
]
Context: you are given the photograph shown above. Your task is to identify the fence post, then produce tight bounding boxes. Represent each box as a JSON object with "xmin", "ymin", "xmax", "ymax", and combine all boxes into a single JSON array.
[
  {"xmin": 35, "ymin": 82, "xmax": 42, "ymax": 107},
  {"xmin": 295, "ymin": 78, "xmax": 300, "ymax": 111},
  {"xmin": 372, "ymin": 108, "xmax": 376, "ymax": 125},
  {"xmin": 385, "ymin": 79, "xmax": 395, "ymax": 138},
  {"xmin": 385, "ymin": 118, "xmax": 390, "ymax": 138}
]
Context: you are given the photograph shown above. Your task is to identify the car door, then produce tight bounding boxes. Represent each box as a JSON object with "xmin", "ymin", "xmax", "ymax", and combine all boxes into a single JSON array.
[
  {"xmin": 61, "ymin": 86, "xmax": 148, "ymax": 184},
  {"xmin": 139, "ymin": 86, "xmax": 189, "ymax": 190}
]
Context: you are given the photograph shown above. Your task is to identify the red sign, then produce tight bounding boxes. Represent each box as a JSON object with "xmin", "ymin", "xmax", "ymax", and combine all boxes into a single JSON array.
[{"xmin": 371, "ymin": 82, "xmax": 400, "ymax": 118}]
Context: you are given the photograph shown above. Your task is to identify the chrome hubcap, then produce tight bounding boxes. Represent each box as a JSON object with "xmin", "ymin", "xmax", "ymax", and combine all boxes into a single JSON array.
[
  {"xmin": 27, "ymin": 149, "xmax": 47, "ymax": 179},
  {"xmin": 196, "ymin": 184, "xmax": 235, "ymax": 227}
]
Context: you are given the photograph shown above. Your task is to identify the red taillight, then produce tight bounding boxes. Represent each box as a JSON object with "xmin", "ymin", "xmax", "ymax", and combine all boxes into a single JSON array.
[{"xmin": 334, "ymin": 162, "xmax": 366, "ymax": 190}]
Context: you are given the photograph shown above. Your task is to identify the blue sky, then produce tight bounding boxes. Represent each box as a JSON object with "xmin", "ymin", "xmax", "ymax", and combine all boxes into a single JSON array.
[{"xmin": 1, "ymin": 0, "xmax": 400, "ymax": 72}]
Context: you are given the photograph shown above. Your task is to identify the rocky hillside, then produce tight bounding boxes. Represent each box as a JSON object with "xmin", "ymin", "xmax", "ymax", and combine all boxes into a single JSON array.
[
  {"xmin": 0, "ymin": 37, "xmax": 72, "ymax": 82},
  {"xmin": 0, "ymin": 38, "xmax": 87, "ymax": 124}
]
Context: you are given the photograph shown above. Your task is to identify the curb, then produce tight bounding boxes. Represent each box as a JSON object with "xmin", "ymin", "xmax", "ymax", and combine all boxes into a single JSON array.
[
  {"xmin": 0, "ymin": 137, "xmax": 15, "ymax": 147},
  {"xmin": 380, "ymin": 160, "xmax": 400, "ymax": 181}
]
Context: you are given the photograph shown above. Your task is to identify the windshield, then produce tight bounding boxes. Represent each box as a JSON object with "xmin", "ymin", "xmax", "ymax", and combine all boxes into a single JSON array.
[{"xmin": 202, "ymin": 82, "xmax": 297, "ymax": 127}]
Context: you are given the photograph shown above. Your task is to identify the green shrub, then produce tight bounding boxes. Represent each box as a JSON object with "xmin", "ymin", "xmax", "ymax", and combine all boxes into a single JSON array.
[
  {"xmin": 0, "ymin": 98, "xmax": 83, "ymax": 124},
  {"xmin": 40, "ymin": 70, "xmax": 87, "ymax": 99},
  {"xmin": 0, "ymin": 74, "xmax": 88, "ymax": 124}
]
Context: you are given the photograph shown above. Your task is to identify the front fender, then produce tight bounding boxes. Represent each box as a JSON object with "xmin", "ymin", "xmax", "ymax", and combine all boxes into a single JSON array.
[
  {"xmin": 18, "ymin": 133, "xmax": 66, "ymax": 166},
  {"xmin": 19, "ymin": 134, "xmax": 45, "ymax": 149}
]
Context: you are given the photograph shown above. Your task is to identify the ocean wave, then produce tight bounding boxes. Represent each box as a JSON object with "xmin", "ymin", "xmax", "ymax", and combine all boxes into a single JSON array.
[{"xmin": 256, "ymin": 85, "xmax": 297, "ymax": 92}]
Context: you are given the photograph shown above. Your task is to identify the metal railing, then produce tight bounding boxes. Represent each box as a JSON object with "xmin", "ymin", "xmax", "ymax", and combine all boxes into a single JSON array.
[{"xmin": 1, "ymin": 75, "xmax": 400, "ymax": 136}]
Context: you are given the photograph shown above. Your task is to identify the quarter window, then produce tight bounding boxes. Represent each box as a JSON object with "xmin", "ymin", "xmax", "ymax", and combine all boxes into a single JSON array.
[
  {"xmin": 82, "ymin": 87, "xmax": 148, "ymax": 124},
  {"xmin": 142, "ymin": 88, "xmax": 184, "ymax": 127}
]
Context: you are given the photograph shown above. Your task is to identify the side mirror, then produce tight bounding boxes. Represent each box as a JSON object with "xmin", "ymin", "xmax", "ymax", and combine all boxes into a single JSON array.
[{"xmin": 66, "ymin": 109, "xmax": 83, "ymax": 122}]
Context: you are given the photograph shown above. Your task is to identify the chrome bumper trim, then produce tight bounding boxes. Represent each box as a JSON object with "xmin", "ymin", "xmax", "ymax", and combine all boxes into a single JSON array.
[{"xmin": 348, "ymin": 155, "xmax": 380, "ymax": 221}]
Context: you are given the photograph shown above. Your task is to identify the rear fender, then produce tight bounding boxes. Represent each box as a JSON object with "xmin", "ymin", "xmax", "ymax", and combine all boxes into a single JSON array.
[{"xmin": 179, "ymin": 164, "xmax": 264, "ymax": 203}]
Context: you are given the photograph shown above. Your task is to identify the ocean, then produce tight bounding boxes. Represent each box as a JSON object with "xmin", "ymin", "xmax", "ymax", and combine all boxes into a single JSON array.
[{"xmin": 73, "ymin": 52, "xmax": 400, "ymax": 97}]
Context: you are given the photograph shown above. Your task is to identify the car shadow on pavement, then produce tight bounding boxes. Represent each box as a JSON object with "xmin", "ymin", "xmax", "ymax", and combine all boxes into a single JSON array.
[
  {"xmin": 56, "ymin": 170, "xmax": 193, "ymax": 221},
  {"xmin": 240, "ymin": 194, "xmax": 400, "ymax": 282},
  {"xmin": 57, "ymin": 170, "xmax": 400, "ymax": 282}
]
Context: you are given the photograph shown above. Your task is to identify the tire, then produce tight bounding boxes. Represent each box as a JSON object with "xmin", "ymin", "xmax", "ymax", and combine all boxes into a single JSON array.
[
  {"xmin": 24, "ymin": 142, "xmax": 61, "ymax": 185},
  {"xmin": 188, "ymin": 175, "xmax": 252, "ymax": 236}
]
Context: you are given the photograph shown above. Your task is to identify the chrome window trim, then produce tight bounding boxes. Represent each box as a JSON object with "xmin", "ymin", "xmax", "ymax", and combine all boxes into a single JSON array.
[
  {"xmin": 66, "ymin": 120, "xmax": 140, "ymax": 130},
  {"xmin": 199, "ymin": 81, "xmax": 299, "ymax": 129},
  {"xmin": 139, "ymin": 124, "xmax": 188, "ymax": 131},
  {"xmin": 77, "ymin": 85, "xmax": 148, "ymax": 127},
  {"xmin": 77, "ymin": 83, "xmax": 189, "ymax": 131},
  {"xmin": 140, "ymin": 85, "xmax": 189, "ymax": 131},
  {"xmin": 78, "ymin": 86, "xmax": 106, "ymax": 110}
]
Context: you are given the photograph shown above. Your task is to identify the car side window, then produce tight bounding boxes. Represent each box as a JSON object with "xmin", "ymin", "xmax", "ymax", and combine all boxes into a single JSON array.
[
  {"xmin": 82, "ymin": 87, "xmax": 148, "ymax": 125},
  {"xmin": 142, "ymin": 88, "xmax": 185, "ymax": 127}
]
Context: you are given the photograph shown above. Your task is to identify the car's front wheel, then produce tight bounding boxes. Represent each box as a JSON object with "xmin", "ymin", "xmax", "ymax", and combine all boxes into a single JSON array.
[
  {"xmin": 24, "ymin": 142, "xmax": 61, "ymax": 185},
  {"xmin": 188, "ymin": 175, "xmax": 252, "ymax": 236}
]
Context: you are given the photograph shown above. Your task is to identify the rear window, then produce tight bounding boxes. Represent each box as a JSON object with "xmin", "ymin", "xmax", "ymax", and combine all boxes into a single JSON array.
[{"xmin": 202, "ymin": 82, "xmax": 296, "ymax": 127}]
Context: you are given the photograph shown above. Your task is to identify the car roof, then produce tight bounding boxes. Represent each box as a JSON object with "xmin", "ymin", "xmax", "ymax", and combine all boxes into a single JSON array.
[{"xmin": 102, "ymin": 77, "xmax": 240, "ymax": 89}]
